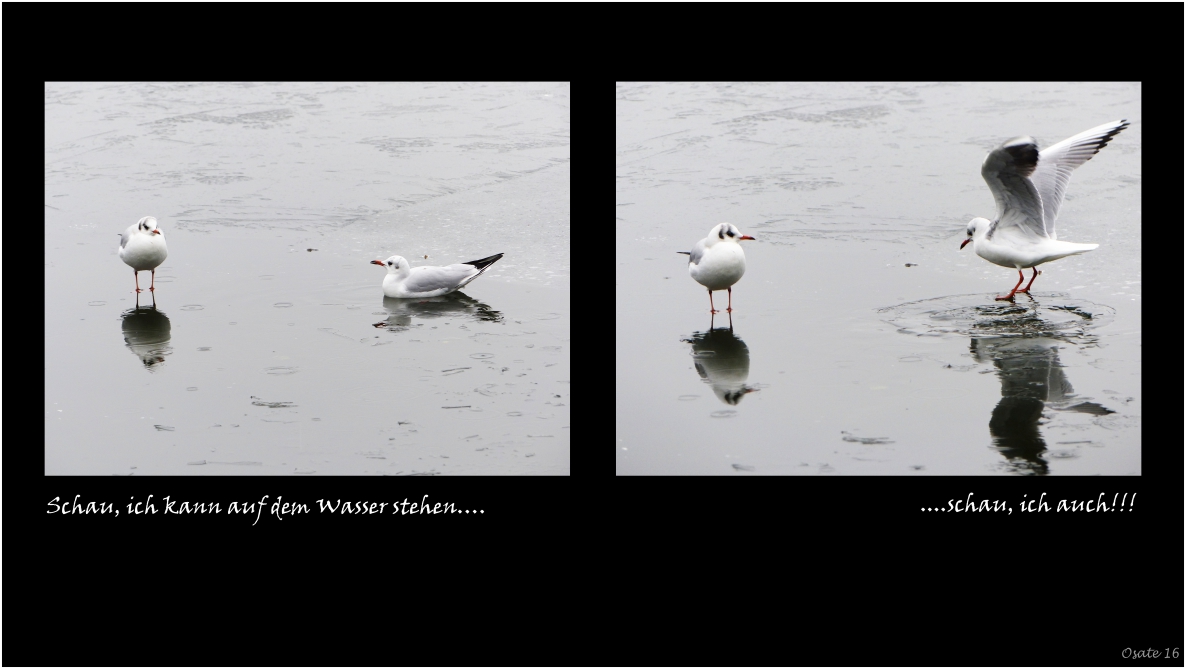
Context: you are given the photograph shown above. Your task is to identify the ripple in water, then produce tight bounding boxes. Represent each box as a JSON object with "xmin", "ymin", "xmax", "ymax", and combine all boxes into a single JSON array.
[
  {"xmin": 877, "ymin": 292, "xmax": 1114, "ymax": 339},
  {"xmin": 88, "ymin": 301, "xmax": 106, "ymax": 306},
  {"xmin": 264, "ymin": 366, "xmax": 298, "ymax": 375},
  {"xmin": 180, "ymin": 305, "xmax": 204, "ymax": 311},
  {"xmin": 274, "ymin": 302, "xmax": 293, "ymax": 308},
  {"xmin": 469, "ymin": 353, "xmax": 494, "ymax": 359},
  {"xmin": 710, "ymin": 410, "xmax": 737, "ymax": 418}
]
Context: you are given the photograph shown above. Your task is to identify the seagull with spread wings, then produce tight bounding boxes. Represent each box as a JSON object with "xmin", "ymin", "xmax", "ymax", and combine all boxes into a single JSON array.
[{"xmin": 961, "ymin": 119, "xmax": 1129, "ymax": 301}]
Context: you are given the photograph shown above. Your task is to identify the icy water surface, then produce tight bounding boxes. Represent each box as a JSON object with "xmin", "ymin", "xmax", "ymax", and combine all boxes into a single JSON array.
[
  {"xmin": 46, "ymin": 82, "xmax": 570, "ymax": 475},
  {"xmin": 616, "ymin": 82, "xmax": 1140, "ymax": 475}
]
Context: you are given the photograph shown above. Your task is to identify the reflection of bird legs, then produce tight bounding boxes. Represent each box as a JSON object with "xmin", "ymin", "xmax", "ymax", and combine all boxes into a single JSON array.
[{"xmin": 709, "ymin": 310, "xmax": 734, "ymax": 332}]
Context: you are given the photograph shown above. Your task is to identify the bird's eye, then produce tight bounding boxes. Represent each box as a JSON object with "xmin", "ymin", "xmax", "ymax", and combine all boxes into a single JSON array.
[{"xmin": 727, "ymin": 230, "xmax": 734, "ymax": 237}]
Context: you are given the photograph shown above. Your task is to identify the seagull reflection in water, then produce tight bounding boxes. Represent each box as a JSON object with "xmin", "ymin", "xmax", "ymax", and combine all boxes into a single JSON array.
[
  {"xmin": 121, "ymin": 297, "xmax": 172, "ymax": 372},
  {"xmin": 684, "ymin": 314, "xmax": 757, "ymax": 406},
  {"xmin": 372, "ymin": 291, "xmax": 503, "ymax": 331},
  {"xmin": 970, "ymin": 336, "xmax": 1113, "ymax": 475}
]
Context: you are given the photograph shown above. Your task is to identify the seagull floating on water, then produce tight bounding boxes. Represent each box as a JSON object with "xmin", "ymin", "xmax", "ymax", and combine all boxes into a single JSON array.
[
  {"xmin": 961, "ymin": 119, "xmax": 1129, "ymax": 301},
  {"xmin": 118, "ymin": 216, "xmax": 168, "ymax": 293},
  {"xmin": 678, "ymin": 223, "xmax": 755, "ymax": 313},
  {"xmin": 371, "ymin": 253, "xmax": 503, "ymax": 298}
]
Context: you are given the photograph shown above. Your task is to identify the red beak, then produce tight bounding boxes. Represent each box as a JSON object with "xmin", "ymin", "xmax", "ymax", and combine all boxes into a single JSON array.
[
  {"xmin": 740, "ymin": 235, "xmax": 755, "ymax": 241},
  {"xmin": 152, "ymin": 229, "xmax": 161, "ymax": 235},
  {"xmin": 370, "ymin": 260, "xmax": 385, "ymax": 266},
  {"xmin": 959, "ymin": 239, "xmax": 970, "ymax": 250}
]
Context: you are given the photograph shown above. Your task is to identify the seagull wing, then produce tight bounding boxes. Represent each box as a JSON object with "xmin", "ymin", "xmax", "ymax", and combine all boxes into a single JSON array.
[
  {"xmin": 981, "ymin": 136, "xmax": 1047, "ymax": 244},
  {"xmin": 1030, "ymin": 119, "xmax": 1128, "ymax": 240},
  {"xmin": 402, "ymin": 264, "xmax": 478, "ymax": 294},
  {"xmin": 119, "ymin": 230, "xmax": 131, "ymax": 250}
]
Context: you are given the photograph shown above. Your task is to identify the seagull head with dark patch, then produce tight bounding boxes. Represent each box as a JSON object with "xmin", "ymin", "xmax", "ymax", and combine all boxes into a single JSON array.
[
  {"xmin": 709, "ymin": 223, "xmax": 755, "ymax": 247},
  {"xmin": 960, "ymin": 217, "xmax": 990, "ymax": 250},
  {"xmin": 372, "ymin": 256, "xmax": 408, "ymax": 273},
  {"xmin": 138, "ymin": 216, "xmax": 160, "ymax": 234}
]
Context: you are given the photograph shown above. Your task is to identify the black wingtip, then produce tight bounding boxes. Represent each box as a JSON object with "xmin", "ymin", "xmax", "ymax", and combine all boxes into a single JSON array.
[
  {"xmin": 463, "ymin": 253, "xmax": 504, "ymax": 270},
  {"xmin": 676, "ymin": 251, "xmax": 690, "ymax": 255},
  {"xmin": 1094, "ymin": 120, "xmax": 1130, "ymax": 154}
]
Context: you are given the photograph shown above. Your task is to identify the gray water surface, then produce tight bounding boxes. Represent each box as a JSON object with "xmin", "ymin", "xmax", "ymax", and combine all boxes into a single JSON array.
[
  {"xmin": 616, "ymin": 82, "xmax": 1140, "ymax": 475},
  {"xmin": 46, "ymin": 82, "xmax": 570, "ymax": 475}
]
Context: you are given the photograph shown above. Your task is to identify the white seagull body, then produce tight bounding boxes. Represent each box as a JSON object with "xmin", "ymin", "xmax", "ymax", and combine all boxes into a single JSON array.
[
  {"xmin": 678, "ymin": 223, "xmax": 755, "ymax": 313},
  {"xmin": 118, "ymin": 216, "xmax": 168, "ymax": 293},
  {"xmin": 371, "ymin": 253, "xmax": 503, "ymax": 298},
  {"xmin": 961, "ymin": 119, "xmax": 1129, "ymax": 300}
]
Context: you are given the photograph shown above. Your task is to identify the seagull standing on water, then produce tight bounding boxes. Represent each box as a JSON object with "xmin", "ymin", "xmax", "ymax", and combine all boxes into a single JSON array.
[
  {"xmin": 678, "ymin": 223, "xmax": 755, "ymax": 313},
  {"xmin": 371, "ymin": 252, "xmax": 503, "ymax": 298},
  {"xmin": 118, "ymin": 216, "xmax": 168, "ymax": 293},
  {"xmin": 961, "ymin": 119, "xmax": 1129, "ymax": 301}
]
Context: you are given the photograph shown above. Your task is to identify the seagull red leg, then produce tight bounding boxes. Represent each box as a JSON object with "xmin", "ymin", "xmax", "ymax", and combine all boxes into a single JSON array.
[
  {"xmin": 708, "ymin": 289, "xmax": 718, "ymax": 314},
  {"xmin": 134, "ymin": 270, "xmax": 142, "ymax": 294},
  {"xmin": 726, "ymin": 286, "xmax": 734, "ymax": 313},
  {"xmin": 150, "ymin": 268, "xmax": 157, "ymax": 292},
  {"xmin": 1019, "ymin": 268, "xmax": 1041, "ymax": 294},
  {"xmin": 995, "ymin": 270, "xmax": 1025, "ymax": 301}
]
